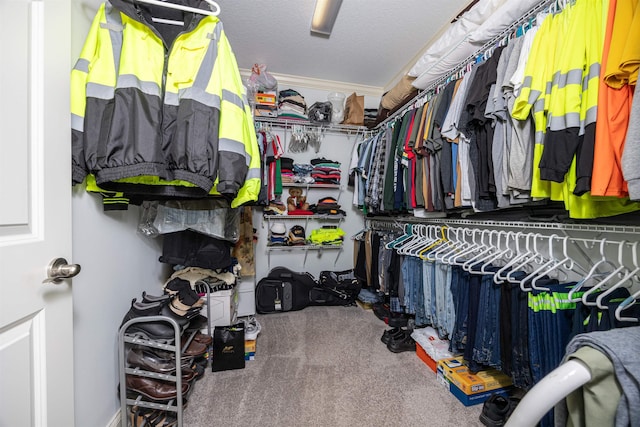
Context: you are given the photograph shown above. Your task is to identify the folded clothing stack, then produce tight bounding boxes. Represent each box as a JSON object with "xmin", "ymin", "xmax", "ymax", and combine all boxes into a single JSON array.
[
  {"xmin": 264, "ymin": 199, "xmax": 286, "ymax": 215},
  {"xmin": 309, "ymin": 226, "xmax": 345, "ymax": 246},
  {"xmin": 278, "ymin": 89, "xmax": 307, "ymax": 120},
  {"xmin": 292, "ymin": 163, "xmax": 314, "ymax": 184},
  {"xmin": 311, "ymin": 196, "xmax": 346, "ymax": 216},
  {"xmin": 310, "ymin": 158, "xmax": 341, "ymax": 185},
  {"xmin": 280, "ymin": 157, "xmax": 295, "ymax": 184}
]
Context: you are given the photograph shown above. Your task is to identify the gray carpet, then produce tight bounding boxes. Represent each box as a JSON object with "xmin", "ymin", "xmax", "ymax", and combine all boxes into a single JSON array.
[{"xmin": 184, "ymin": 306, "xmax": 483, "ymax": 427}]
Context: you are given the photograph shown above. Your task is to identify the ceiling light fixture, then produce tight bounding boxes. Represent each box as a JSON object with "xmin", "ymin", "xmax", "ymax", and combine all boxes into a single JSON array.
[{"xmin": 310, "ymin": 0, "xmax": 342, "ymax": 36}]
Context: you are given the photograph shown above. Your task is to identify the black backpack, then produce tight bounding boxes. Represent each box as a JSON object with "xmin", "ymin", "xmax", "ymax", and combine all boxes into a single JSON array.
[
  {"xmin": 310, "ymin": 269, "xmax": 361, "ymax": 306},
  {"xmin": 255, "ymin": 267, "xmax": 317, "ymax": 314}
]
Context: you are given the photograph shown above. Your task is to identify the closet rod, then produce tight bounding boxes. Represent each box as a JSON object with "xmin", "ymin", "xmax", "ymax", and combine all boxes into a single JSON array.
[
  {"xmin": 366, "ymin": 217, "xmax": 640, "ymax": 235},
  {"xmin": 374, "ymin": 0, "xmax": 556, "ymax": 130}
]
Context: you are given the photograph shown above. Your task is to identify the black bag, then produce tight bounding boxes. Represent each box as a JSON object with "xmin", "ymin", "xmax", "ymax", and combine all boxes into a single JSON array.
[
  {"xmin": 313, "ymin": 269, "xmax": 361, "ymax": 306},
  {"xmin": 255, "ymin": 267, "xmax": 317, "ymax": 314},
  {"xmin": 212, "ymin": 323, "xmax": 245, "ymax": 372},
  {"xmin": 159, "ymin": 230, "xmax": 232, "ymax": 269}
]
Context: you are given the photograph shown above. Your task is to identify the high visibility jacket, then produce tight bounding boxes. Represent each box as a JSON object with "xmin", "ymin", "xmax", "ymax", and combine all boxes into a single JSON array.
[{"xmin": 71, "ymin": 0, "xmax": 260, "ymax": 208}]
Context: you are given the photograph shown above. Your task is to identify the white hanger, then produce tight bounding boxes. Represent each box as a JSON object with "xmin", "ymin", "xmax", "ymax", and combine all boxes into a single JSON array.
[
  {"xmin": 516, "ymin": 234, "xmax": 561, "ymax": 292},
  {"xmin": 595, "ymin": 241, "xmax": 640, "ymax": 309},
  {"xmin": 529, "ymin": 235, "xmax": 574, "ymax": 290},
  {"xmin": 466, "ymin": 230, "xmax": 503, "ymax": 274},
  {"xmin": 138, "ymin": 0, "xmax": 221, "ymax": 16},
  {"xmin": 581, "ymin": 240, "xmax": 628, "ymax": 306},
  {"xmin": 435, "ymin": 227, "xmax": 465, "ymax": 263},
  {"xmin": 494, "ymin": 232, "xmax": 528, "ymax": 284},
  {"xmin": 463, "ymin": 230, "xmax": 499, "ymax": 273},
  {"xmin": 480, "ymin": 231, "xmax": 514, "ymax": 274},
  {"xmin": 385, "ymin": 224, "xmax": 413, "ymax": 249},
  {"xmin": 450, "ymin": 229, "xmax": 485, "ymax": 266},
  {"xmin": 567, "ymin": 238, "xmax": 616, "ymax": 302},
  {"xmin": 614, "ymin": 288, "xmax": 640, "ymax": 323},
  {"xmin": 505, "ymin": 233, "xmax": 546, "ymax": 285}
]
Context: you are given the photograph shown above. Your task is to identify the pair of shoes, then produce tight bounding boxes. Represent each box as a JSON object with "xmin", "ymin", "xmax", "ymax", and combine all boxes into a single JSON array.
[
  {"xmin": 125, "ymin": 375, "xmax": 190, "ymax": 401},
  {"xmin": 381, "ymin": 327, "xmax": 402, "ymax": 345},
  {"xmin": 120, "ymin": 299, "xmax": 177, "ymax": 343},
  {"xmin": 243, "ymin": 316, "xmax": 262, "ymax": 340},
  {"xmin": 479, "ymin": 394, "xmax": 520, "ymax": 426},
  {"xmin": 386, "ymin": 329, "xmax": 416, "ymax": 353}
]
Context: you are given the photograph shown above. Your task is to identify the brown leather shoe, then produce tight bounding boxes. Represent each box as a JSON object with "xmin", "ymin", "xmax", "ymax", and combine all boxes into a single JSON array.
[
  {"xmin": 125, "ymin": 376, "xmax": 189, "ymax": 401},
  {"xmin": 192, "ymin": 332, "xmax": 213, "ymax": 346},
  {"xmin": 127, "ymin": 348, "xmax": 176, "ymax": 374},
  {"xmin": 180, "ymin": 336, "xmax": 207, "ymax": 357}
]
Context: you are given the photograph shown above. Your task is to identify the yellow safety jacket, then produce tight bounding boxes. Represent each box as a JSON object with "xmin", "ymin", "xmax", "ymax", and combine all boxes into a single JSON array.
[{"xmin": 71, "ymin": 0, "xmax": 260, "ymax": 208}]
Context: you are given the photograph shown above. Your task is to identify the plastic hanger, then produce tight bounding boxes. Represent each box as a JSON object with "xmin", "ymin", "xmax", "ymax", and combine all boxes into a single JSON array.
[
  {"xmin": 494, "ymin": 232, "xmax": 528, "ymax": 284},
  {"xmin": 462, "ymin": 230, "xmax": 498, "ymax": 273},
  {"xmin": 435, "ymin": 227, "xmax": 466, "ymax": 263},
  {"xmin": 595, "ymin": 241, "xmax": 640, "ymax": 309},
  {"xmin": 480, "ymin": 231, "xmax": 515, "ymax": 274},
  {"xmin": 397, "ymin": 224, "xmax": 427, "ymax": 255},
  {"xmin": 385, "ymin": 224, "xmax": 413, "ymax": 249},
  {"xmin": 516, "ymin": 234, "xmax": 561, "ymax": 292},
  {"xmin": 422, "ymin": 226, "xmax": 452, "ymax": 261},
  {"xmin": 614, "ymin": 288, "xmax": 640, "ymax": 323},
  {"xmin": 567, "ymin": 238, "xmax": 616, "ymax": 302},
  {"xmin": 466, "ymin": 230, "xmax": 505, "ymax": 274},
  {"xmin": 505, "ymin": 232, "xmax": 546, "ymax": 284},
  {"xmin": 450, "ymin": 229, "xmax": 484, "ymax": 266},
  {"xmin": 581, "ymin": 240, "xmax": 628, "ymax": 306},
  {"xmin": 529, "ymin": 236, "xmax": 574, "ymax": 290},
  {"xmin": 137, "ymin": 0, "xmax": 220, "ymax": 17}
]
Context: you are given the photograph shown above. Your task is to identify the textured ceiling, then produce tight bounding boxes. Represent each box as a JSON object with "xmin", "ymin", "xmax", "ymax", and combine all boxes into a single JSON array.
[{"xmin": 217, "ymin": 0, "xmax": 471, "ymax": 89}]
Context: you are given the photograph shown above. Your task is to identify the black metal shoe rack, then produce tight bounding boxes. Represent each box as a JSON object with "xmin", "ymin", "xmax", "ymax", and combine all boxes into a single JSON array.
[{"xmin": 118, "ymin": 316, "xmax": 198, "ymax": 427}]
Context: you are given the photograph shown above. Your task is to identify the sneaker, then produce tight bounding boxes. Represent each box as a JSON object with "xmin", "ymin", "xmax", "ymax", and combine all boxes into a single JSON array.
[
  {"xmin": 479, "ymin": 394, "xmax": 513, "ymax": 426},
  {"xmin": 243, "ymin": 316, "xmax": 262, "ymax": 341}
]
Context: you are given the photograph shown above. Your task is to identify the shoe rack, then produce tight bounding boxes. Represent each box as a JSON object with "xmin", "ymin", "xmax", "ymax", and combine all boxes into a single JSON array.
[{"xmin": 118, "ymin": 316, "xmax": 196, "ymax": 427}]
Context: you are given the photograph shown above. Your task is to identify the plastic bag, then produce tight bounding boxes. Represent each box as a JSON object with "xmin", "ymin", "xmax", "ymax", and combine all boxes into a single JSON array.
[{"xmin": 246, "ymin": 63, "xmax": 277, "ymax": 92}]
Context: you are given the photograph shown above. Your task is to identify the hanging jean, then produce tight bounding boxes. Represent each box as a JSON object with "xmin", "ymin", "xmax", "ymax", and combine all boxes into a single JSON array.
[
  {"xmin": 450, "ymin": 265, "xmax": 470, "ymax": 355},
  {"xmin": 422, "ymin": 260, "xmax": 436, "ymax": 325}
]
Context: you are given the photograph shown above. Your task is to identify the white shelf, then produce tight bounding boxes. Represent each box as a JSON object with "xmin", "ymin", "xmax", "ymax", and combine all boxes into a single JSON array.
[
  {"xmin": 267, "ymin": 244, "xmax": 343, "ymax": 250},
  {"xmin": 264, "ymin": 214, "xmax": 345, "ymax": 220},
  {"xmin": 254, "ymin": 116, "xmax": 367, "ymax": 134},
  {"xmin": 281, "ymin": 182, "xmax": 341, "ymax": 189}
]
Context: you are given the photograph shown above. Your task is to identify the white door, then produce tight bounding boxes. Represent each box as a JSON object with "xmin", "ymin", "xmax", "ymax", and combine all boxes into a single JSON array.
[{"xmin": 0, "ymin": 0, "xmax": 74, "ymax": 425}]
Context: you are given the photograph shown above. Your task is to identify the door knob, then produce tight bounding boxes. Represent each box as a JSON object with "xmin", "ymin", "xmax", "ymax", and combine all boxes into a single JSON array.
[{"xmin": 43, "ymin": 258, "xmax": 81, "ymax": 284}]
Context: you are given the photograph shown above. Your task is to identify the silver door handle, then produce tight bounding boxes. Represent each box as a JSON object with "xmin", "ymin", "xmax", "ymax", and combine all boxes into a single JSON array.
[{"xmin": 43, "ymin": 258, "xmax": 81, "ymax": 284}]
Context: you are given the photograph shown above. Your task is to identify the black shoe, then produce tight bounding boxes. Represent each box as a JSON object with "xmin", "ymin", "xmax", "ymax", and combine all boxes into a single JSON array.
[
  {"xmin": 141, "ymin": 291, "xmax": 172, "ymax": 305},
  {"xmin": 120, "ymin": 299, "xmax": 176, "ymax": 342},
  {"xmin": 387, "ymin": 331, "xmax": 416, "ymax": 353},
  {"xmin": 388, "ymin": 312, "xmax": 409, "ymax": 328},
  {"xmin": 381, "ymin": 327, "xmax": 403, "ymax": 345},
  {"xmin": 479, "ymin": 394, "xmax": 514, "ymax": 426},
  {"xmin": 372, "ymin": 303, "xmax": 390, "ymax": 323}
]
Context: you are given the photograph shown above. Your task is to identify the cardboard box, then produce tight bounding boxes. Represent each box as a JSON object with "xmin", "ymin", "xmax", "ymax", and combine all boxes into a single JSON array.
[
  {"xmin": 254, "ymin": 104, "xmax": 278, "ymax": 118},
  {"xmin": 447, "ymin": 366, "xmax": 513, "ymax": 395},
  {"xmin": 244, "ymin": 352, "xmax": 255, "ymax": 361},
  {"xmin": 437, "ymin": 356, "xmax": 467, "ymax": 381},
  {"xmin": 255, "ymin": 92, "xmax": 277, "ymax": 106},
  {"xmin": 449, "ymin": 381, "xmax": 510, "ymax": 406},
  {"xmin": 416, "ymin": 343, "xmax": 437, "ymax": 373},
  {"xmin": 245, "ymin": 339, "xmax": 256, "ymax": 353}
]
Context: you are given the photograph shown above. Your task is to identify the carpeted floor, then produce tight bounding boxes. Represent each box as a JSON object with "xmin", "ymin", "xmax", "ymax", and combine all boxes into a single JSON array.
[{"xmin": 184, "ymin": 306, "xmax": 483, "ymax": 427}]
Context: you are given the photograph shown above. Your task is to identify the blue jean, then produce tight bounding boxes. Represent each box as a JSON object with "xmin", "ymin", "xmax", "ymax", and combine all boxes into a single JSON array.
[
  {"xmin": 422, "ymin": 260, "xmax": 436, "ymax": 325},
  {"xmin": 434, "ymin": 261, "xmax": 454, "ymax": 338},
  {"xmin": 472, "ymin": 268, "xmax": 502, "ymax": 369},
  {"xmin": 450, "ymin": 265, "xmax": 470, "ymax": 355}
]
